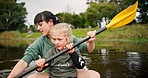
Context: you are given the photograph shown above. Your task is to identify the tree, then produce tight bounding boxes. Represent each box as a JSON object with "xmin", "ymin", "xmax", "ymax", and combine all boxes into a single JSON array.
[
  {"xmin": 56, "ymin": 12, "xmax": 85, "ymax": 28},
  {"xmin": 56, "ymin": 12, "xmax": 73, "ymax": 24},
  {"xmin": 136, "ymin": 0, "xmax": 148, "ymax": 24},
  {"xmin": 29, "ymin": 25, "xmax": 38, "ymax": 32},
  {"xmin": 110, "ymin": 0, "xmax": 148, "ymax": 24},
  {"xmin": 85, "ymin": 2, "xmax": 101, "ymax": 27},
  {"xmin": 85, "ymin": 2, "xmax": 119, "ymax": 27},
  {"xmin": 0, "ymin": 0, "xmax": 27, "ymax": 32}
]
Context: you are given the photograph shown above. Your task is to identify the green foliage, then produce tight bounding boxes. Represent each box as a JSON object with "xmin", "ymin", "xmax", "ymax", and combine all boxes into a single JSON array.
[
  {"xmin": 85, "ymin": 2, "xmax": 119, "ymax": 27},
  {"xmin": 101, "ymin": 24, "xmax": 148, "ymax": 40},
  {"xmin": 136, "ymin": 0, "xmax": 148, "ymax": 24},
  {"xmin": 0, "ymin": 0, "xmax": 27, "ymax": 32},
  {"xmin": 29, "ymin": 25, "xmax": 38, "ymax": 32},
  {"xmin": 72, "ymin": 24, "xmax": 148, "ymax": 41},
  {"xmin": 18, "ymin": 24, "xmax": 148, "ymax": 42},
  {"xmin": 21, "ymin": 32, "xmax": 41, "ymax": 39},
  {"xmin": 57, "ymin": 12, "xmax": 72, "ymax": 23},
  {"xmin": 111, "ymin": 0, "xmax": 148, "ymax": 24},
  {"xmin": 56, "ymin": 12, "xmax": 86, "ymax": 28},
  {"xmin": 0, "ymin": 31, "xmax": 21, "ymax": 39},
  {"xmin": 56, "ymin": 0, "xmax": 148, "ymax": 28}
]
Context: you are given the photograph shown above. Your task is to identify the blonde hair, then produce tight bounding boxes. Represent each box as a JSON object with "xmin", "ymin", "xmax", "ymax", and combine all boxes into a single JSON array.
[{"xmin": 50, "ymin": 23, "xmax": 72, "ymax": 42}]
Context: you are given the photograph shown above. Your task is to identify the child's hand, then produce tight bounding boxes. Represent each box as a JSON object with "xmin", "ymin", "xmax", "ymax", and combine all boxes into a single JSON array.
[
  {"xmin": 87, "ymin": 30, "xmax": 96, "ymax": 42},
  {"xmin": 36, "ymin": 58, "xmax": 48, "ymax": 71},
  {"xmin": 66, "ymin": 43, "xmax": 74, "ymax": 54}
]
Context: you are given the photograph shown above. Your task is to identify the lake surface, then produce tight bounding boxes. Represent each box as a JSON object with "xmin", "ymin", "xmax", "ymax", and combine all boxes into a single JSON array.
[{"xmin": 0, "ymin": 39, "xmax": 148, "ymax": 78}]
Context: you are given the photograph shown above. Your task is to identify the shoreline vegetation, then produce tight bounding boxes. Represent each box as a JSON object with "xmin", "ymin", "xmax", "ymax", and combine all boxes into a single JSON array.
[
  {"xmin": 72, "ymin": 25, "xmax": 148, "ymax": 42},
  {"xmin": 0, "ymin": 24, "xmax": 148, "ymax": 43}
]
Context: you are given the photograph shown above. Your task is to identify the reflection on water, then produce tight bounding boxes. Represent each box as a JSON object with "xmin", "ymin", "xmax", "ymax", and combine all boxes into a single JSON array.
[
  {"xmin": 0, "ymin": 39, "xmax": 28, "ymax": 70},
  {"xmin": 0, "ymin": 39, "xmax": 21, "ymax": 47},
  {"xmin": 0, "ymin": 40, "xmax": 148, "ymax": 78},
  {"xmin": 83, "ymin": 41, "xmax": 148, "ymax": 78},
  {"xmin": 85, "ymin": 48, "xmax": 148, "ymax": 78}
]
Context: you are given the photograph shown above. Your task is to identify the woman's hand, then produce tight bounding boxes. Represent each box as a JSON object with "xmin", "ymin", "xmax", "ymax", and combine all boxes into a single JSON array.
[
  {"xmin": 36, "ymin": 58, "xmax": 48, "ymax": 71},
  {"xmin": 87, "ymin": 30, "xmax": 96, "ymax": 42}
]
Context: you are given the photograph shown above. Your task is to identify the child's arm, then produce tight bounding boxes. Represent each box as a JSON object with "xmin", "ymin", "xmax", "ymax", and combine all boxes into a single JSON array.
[
  {"xmin": 69, "ymin": 50, "xmax": 85, "ymax": 69},
  {"xmin": 67, "ymin": 43, "xmax": 85, "ymax": 69}
]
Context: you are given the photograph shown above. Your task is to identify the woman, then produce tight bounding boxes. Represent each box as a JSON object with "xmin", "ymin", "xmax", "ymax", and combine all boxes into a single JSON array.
[{"xmin": 8, "ymin": 11, "xmax": 100, "ymax": 78}]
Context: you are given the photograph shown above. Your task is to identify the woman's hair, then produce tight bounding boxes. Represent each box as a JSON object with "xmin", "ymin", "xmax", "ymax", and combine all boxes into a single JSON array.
[
  {"xmin": 50, "ymin": 23, "xmax": 72, "ymax": 42},
  {"xmin": 34, "ymin": 11, "xmax": 58, "ymax": 25}
]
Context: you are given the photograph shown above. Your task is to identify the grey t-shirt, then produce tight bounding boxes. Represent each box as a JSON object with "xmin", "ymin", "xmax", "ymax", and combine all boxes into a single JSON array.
[{"xmin": 44, "ymin": 47, "xmax": 82, "ymax": 78}]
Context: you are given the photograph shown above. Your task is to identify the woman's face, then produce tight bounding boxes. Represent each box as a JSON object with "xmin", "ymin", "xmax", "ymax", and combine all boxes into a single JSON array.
[
  {"xmin": 51, "ymin": 31, "xmax": 69, "ymax": 51},
  {"xmin": 36, "ymin": 20, "xmax": 54, "ymax": 36}
]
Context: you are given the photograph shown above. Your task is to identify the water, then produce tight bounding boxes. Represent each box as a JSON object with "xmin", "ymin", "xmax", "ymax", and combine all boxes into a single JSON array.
[
  {"xmin": 84, "ymin": 51, "xmax": 148, "ymax": 78},
  {"xmin": 84, "ymin": 41, "xmax": 148, "ymax": 78},
  {"xmin": 0, "ymin": 39, "xmax": 148, "ymax": 78}
]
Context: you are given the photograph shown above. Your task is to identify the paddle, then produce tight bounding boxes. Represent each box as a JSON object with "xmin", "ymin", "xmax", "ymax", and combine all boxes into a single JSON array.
[{"xmin": 16, "ymin": 1, "xmax": 138, "ymax": 78}]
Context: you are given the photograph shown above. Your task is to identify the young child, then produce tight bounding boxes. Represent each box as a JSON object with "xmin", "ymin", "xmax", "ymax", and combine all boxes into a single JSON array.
[{"xmin": 36, "ymin": 23, "xmax": 85, "ymax": 78}]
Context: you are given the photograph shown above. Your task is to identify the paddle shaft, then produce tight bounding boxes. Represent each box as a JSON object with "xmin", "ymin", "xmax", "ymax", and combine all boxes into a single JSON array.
[{"xmin": 16, "ymin": 27, "xmax": 107, "ymax": 78}]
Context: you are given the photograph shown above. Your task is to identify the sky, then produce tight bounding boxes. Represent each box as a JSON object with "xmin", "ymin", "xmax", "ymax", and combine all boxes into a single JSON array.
[{"xmin": 17, "ymin": 0, "xmax": 88, "ymax": 25}]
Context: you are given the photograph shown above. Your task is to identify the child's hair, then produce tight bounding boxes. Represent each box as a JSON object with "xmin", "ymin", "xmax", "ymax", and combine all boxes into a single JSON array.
[
  {"xmin": 34, "ymin": 11, "xmax": 59, "ymax": 25},
  {"xmin": 50, "ymin": 23, "xmax": 72, "ymax": 42}
]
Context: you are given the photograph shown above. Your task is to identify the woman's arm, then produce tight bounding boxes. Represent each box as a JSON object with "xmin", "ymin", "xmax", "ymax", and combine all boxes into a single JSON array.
[
  {"xmin": 7, "ymin": 60, "xmax": 28, "ymax": 78},
  {"xmin": 87, "ymin": 39, "xmax": 95, "ymax": 53},
  {"xmin": 72, "ymin": 30, "xmax": 96, "ymax": 53},
  {"xmin": 87, "ymin": 30, "xmax": 96, "ymax": 53},
  {"xmin": 8, "ymin": 36, "xmax": 47, "ymax": 78}
]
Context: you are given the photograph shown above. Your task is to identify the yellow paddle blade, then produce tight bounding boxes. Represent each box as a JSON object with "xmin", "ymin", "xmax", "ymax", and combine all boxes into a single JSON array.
[{"xmin": 106, "ymin": 1, "xmax": 138, "ymax": 28}]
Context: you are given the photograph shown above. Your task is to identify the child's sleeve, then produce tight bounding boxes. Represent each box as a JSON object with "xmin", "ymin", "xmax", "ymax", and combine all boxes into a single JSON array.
[{"xmin": 69, "ymin": 48, "xmax": 85, "ymax": 69}]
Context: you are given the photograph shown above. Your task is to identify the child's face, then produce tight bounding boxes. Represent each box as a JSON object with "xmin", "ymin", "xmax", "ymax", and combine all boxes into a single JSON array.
[{"xmin": 51, "ymin": 31, "xmax": 69, "ymax": 51}]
